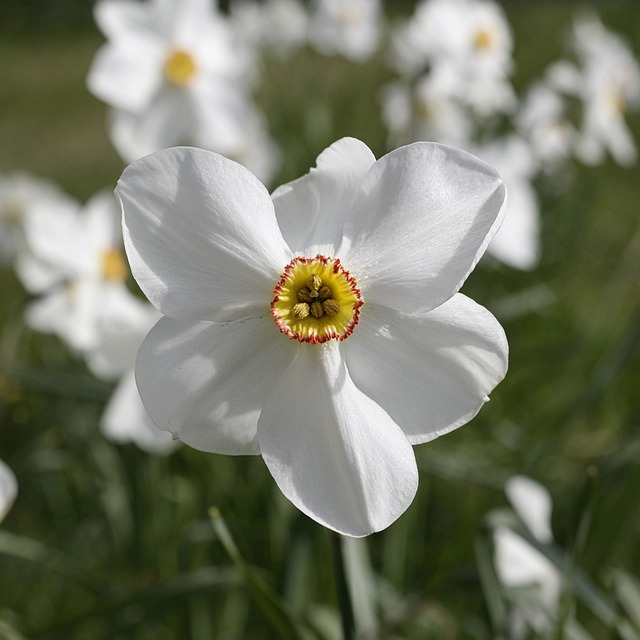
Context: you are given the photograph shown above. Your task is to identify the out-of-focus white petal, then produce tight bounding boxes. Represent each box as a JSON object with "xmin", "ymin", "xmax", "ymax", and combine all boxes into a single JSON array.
[
  {"xmin": 272, "ymin": 137, "xmax": 376, "ymax": 256},
  {"xmin": 85, "ymin": 297, "xmax": 158, "ymax": 381},
  {"xmin": 87, "ymin": 40, "xmax": 165, "ymax": 112},
  {"xmin": 19, "ymin": 194, "xmax": 84, "ymax": 290},
  {"xmin": 136, "ymin": 315, "xmax": 297, "ymax": 455},
  {"xmin": 101, "ymin": 370, "xmax": 179, "ymax": 455},
  {"xmin": 506, "ymin": 475, "xmax": 554, "ymax": 543},
  {"xmin": 309, "ymin": 0, "xmax": 381, "ymax": 62},
  {"xmin": 344, "ymin": 294, "xmax": 508, "ymax": 444},
  {"xmin": 189, "ymin": 80, "xmax": 262, "ymax": 155},
  {"xmin": 118, "ymin": 146, "xmax": 292, "ymax": 322},
  {"xmin": 107, "ymin": 89, "xmax": 190, "ymax": 162},
  {"xmin": 94, "ymin": 0, "xmax": 160, "ymax": 40},
  {"xmin": 341, "ymin": 142, "xmax": 506, "ymax": 314},
  {"xmin": 0, "ymin": 459, "xmax": 18, "ymax": 523},
  {"xmin": 26, "ymin": 281, "xmax": 140, "ymax": 353},
  {"xmin": 494, "ymin": 527, "xmax": 562, "ymax": 612},
  {"xmin": 487, "ymin": 177, "xmax": 539, "ymax": 270},
  {"xmin": 258, "ymin": 341, "xmax": 418, "ymax": 537}
]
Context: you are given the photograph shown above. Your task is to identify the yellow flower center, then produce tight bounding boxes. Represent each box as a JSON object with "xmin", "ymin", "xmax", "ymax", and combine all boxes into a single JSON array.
[
  {"xmin": 474, "ymin": 28, "xmax": 494, "ymax": 51},
  {"xmin": 101, "ymin": 247, "xmax": 127, "ymax": 282},
  {"xmin": 164, "ymin": 49, "xmax": 198, "ymax": 87},
  {"xmin": 271, "ymin": 255, "xmax": 363, "ymax": 344}
]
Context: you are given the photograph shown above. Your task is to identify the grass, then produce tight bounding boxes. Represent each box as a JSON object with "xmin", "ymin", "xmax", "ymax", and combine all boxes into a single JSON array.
[{"xmin": 1, "ymin": 3, "xmax": 640, "ymax": 638}]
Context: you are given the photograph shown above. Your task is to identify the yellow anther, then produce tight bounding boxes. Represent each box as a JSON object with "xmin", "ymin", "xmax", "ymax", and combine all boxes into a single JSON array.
[
  {"xmin": 307, "ymin": 274, "xmax": 322, "ymax": 291},
  {"xmin": 310, "ymin": 301, "xmax": 324, "ymax": 318},
  {"xmin": 164, "ymin": 50, "xmax": 197, "ymax": 87},
  {"xmin": 292, "ymin": 302, "xmax": 310, "ymax": 319},
  {"xmin": 318, "ymin": 285, "xmax": 332, "ymax": 300},
  {"xmin": 323, "ymin": 299, "xmax": 340, "ymax": 316}
]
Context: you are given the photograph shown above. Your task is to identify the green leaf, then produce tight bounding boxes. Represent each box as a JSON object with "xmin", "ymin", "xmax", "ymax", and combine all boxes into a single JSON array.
[{"xmin": 209, "ymin": 507, "xmax": 315, "ymax": 640}]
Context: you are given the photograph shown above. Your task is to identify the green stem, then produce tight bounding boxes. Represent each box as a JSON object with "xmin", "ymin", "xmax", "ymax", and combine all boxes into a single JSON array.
[{"xmin": 331, "ymin": 533, "xmax": 355, "ymax": 640}]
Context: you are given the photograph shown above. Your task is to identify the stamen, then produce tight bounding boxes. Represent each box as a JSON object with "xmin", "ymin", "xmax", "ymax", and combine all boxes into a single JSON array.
[
  {"xmin": 292, "ymin": 302, "xmax": 310, "ymax": 319},
  {"xmin": 323, "ymin": 299, "xmax": 340, "ymax": 316},
  {"xmin": 310, "ymin": 301, "xmax": 324, "ymax": 318},
  {"xmin": 271, "ymin": 255, "xmax": 363, "ymax": 344}
]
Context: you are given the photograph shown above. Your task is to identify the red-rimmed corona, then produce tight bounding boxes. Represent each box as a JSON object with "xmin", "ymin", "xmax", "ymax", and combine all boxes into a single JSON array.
[{"xmin": 271, "ymin": 255, "xmax": 363, "ymax": 344}]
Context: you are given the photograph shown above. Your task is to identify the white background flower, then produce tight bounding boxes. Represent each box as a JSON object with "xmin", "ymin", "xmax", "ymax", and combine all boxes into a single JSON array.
[
  {"xmin": 22, "ymin": 191, "xmax": 143, "ymax": 353},
  {"xmin": 117, "ymin": 138, "xmax": 508, "ymax": 536},
  {"xmin": 87, "ymin": 0, "xmax": 279, "ymax": 182}
]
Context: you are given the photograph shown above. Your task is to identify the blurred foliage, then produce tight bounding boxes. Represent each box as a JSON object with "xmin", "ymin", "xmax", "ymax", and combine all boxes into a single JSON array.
[{"xmin": 1, "ymin": 1, "xmax": 640, "ymax": 639}]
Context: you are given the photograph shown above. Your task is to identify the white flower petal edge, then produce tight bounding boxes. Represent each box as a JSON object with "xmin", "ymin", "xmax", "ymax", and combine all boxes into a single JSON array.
[
  {"xmin": 136, "ymin": 315, "xmax": 298, "ymax": 455},
  {"xmin": 340, "ymin": 142, "xmax": 507, "ymax": 315},
  {"xmin": 258, "ymin": 342, "xmax": 419, "ymax": 537},
  {"xmin": 272, "ymin": 137, "xmax": 376, "ymax": 257},
  {"xmin": 117, "ymin": 147, "xmax": 292, "ymax": 322},
  {"xmin": 0, "ymin": 458, "xmax": 18, "ymax": 523},
  {"xmin": 344, "ymin": 294, "xmax": 508, "ymax": 444}
]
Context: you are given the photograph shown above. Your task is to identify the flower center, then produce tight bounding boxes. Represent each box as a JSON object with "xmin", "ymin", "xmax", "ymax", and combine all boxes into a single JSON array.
[
  {"xmin": 101, "ymin": 247, "xmax": 127, "ymax": 282},
  {"xmin": 474, "ymin": 28, "xmax": 494, "ymax": 51},
  {"xmin": 271, "ymin": 255, "xmax": 363, "ymax": 344},
  {"xmin": 164, "ymin": 49, "xmax": 197, "ymax": 87}
]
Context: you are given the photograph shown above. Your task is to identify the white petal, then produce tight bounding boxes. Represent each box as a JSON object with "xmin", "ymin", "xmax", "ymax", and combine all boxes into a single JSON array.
[
  {"xmin": 87, "ymin": 40, "xmax": 165, "ymax": 112},
  {"xmin": 344, "ymin": 295, "xmax": 508, "ymax": 444},
  {"xmin": 271, "ymin": 137, "xmax": 376, "ymax": 256},
  {"xmin": 258, "ymin": 341, "xmax": 418, "ymax": 537},
  {"xmin": 117, "ymin": 146, "xmax": 292, "ymax": 322},
  {"xmin": 101, "ymin": 370, "xmax": 179, "ymax": 455},
  {"xmin": 506, "ymin": 476, "xmax": 554, "ymax": 543},
  {"xmin": 84, "ymin": 297, "xmax": 158, "ymax": 381},
  {"xmin": 189, "ymin": 80, "xmax": 258, "ymax": 153},
  {"xmin": 94, "ymin": 0, "xmax": 160, "ymax": 40},
  {"xmin": 0, "ymin": 458, "xmax": 18, "ymax": 522},
  {"xmin": 487, "ymin": 177, "xmax": 540, "ymax": 270},
  {"xmin": 494, "ymin": 527, "xmax": 561, "ymax": 609},
  {"xmin": 341, "ymin": 142, "xmax": 507, "ymax": 314},
  {"xmin": 136, "ymin": 315, "xmax": 297, "ymax": 455},
  {"xmin": 108, "ymin": 90, "xmax": 189, "ymax": 162}
]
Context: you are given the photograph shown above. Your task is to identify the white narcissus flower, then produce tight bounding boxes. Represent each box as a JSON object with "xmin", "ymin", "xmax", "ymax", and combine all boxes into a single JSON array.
[
  {"xmin": 22, "ymin": 191, "xmax": 143, "ymax": 353},
  {"xmin": 391, "ymin": 0, "xmax": 516, "ymax": 117},
  {"xmin": 87, "ymin": 0, "xmax": 279, "ymax": 183},
  {"xmin": 549, "ymin": 15, "xmax": 640, "ymax": 167},
  {"xmin": 0, "ymin": 458, "xmax": 18, "ymax": 523},
  {"xmin": 117, "ymin": 138, "xmax": 509, "ymax": 536},
  {"xmin": 308, "ymin": 0, "xmax": 381, "ymax": 62},
  {"xmin": 494, "ymin": 475, "xmax": 562, "ymax": 638}
]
